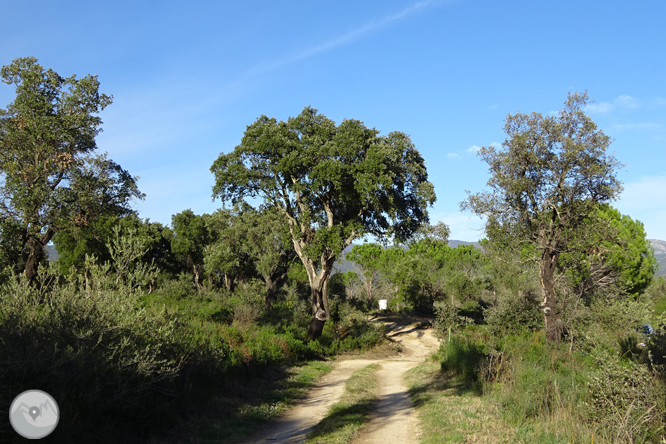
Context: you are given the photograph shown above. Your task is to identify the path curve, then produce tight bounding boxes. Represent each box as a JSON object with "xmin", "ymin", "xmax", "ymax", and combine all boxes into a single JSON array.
[{"xmin": 243, "ymin": 316, "xmax": 439, "ymax": 444}]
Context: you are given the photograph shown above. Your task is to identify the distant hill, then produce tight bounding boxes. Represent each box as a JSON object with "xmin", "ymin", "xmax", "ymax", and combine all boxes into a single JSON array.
[
  {"xmin": 46, "ymin": 244, "xmax": 60, "ymax": 262},
  {"xmin": 649, "ymin": 239, "xmax": 666, "ymax": 277}
]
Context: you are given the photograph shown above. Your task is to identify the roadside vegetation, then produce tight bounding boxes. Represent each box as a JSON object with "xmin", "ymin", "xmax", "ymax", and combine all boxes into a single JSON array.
[{"xmin": 1, "ymin": 57, "xmax": 664, "ymax": 443}]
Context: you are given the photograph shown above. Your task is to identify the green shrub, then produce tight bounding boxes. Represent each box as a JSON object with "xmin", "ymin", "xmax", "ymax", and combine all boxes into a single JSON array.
[
  {"xmin": 587, "ymin": 353, "xmax": 666, "ymax": 443},
  {"xmin": 439, "ymin": 334, "xmax": 487, "ymax": 383},
  {"xmin": 432, "ymin": 300, "xmax": 474, "ymax": 338},
  {"xmin": 0, "ymin": 266, "xmax": 197, "ymax": 442},
  {"xmin": 483, "ymin": 289, "xmax": 542, "ymax": 334}
]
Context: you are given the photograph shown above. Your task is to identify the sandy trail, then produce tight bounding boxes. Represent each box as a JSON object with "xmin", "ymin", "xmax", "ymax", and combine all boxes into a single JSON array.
[{"xmin": 243, "ymin": 316, "xmax": 439, "ymax": 444}]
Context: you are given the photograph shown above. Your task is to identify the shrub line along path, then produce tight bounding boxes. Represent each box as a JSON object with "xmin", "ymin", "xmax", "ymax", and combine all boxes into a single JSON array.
[{"xmin": 243, "ymin": 315, "xmax": 440, "ymax": 444}]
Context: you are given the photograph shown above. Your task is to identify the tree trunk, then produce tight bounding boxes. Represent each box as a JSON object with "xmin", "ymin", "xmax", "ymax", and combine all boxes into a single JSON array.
[
  {"xmin": 365, "ymin": 274, "xmax": 373, "ymax": 303},
  {"xmin": 262, "ymin": 270, "xmax": 288, "ymax": 310},
  {"xmin": 192, "ymin": 263, "xmax": 204, "ymax": 290},
  {"xmin": 322, "ymin": 276, "xmax": 330, "ymax": 318},
  {"xmin": 23, "ymin": 228, "xmax": 55, "ymax": 284},
  {"xmin": 306, "ymin": 283, "xmax": 328, "ymax": 341},
  {"xmin": 540, "ymin": 250, "xmax": 563, "ymax": 341},
  {"xmin": 224, "ymin": 272, "xmax": 232, "ymax": 292},
  {"xmin": 263, "ymin": 274, "xmax": 275, "ymax": 310}
]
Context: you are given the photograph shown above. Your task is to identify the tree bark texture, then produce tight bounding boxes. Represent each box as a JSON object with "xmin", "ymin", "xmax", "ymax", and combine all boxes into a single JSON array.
[
  {"xmin": 306, "ymin": 285, "xmax": 329, "ymax": 341},
  {"xmin": 23, "ymin": 227, "xmax": 55, "ymax": 284},
  {"xmin": 540, "ymin": 249, "xmax": 564, "ymax": 341},
  {"xmin": 192, "ymin": 263, "xmax": 204, "ymax": 290}
]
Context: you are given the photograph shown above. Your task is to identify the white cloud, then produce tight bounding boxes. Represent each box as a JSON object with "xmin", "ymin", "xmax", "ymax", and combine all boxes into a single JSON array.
[
  {"xmin": 614, "ymin": 94, "xmax": 639, "ymax": 109},
  {"xmin": 612, "ymin": 122, "xmax": 662, "ymax": 131},
  {"xmin": 585, "ymin": 102, "xmax": 613, "ymax": 113},
  {"xmin": 447, "ymin": 153, "xmax": 461, "ymax": 158},
  {"xmin": 586, "ymin": 94, "xmax": 639, "ymax": 114},
  {"xmin": 250, "ymin": 0, "xmax": 448, "ymax": 74},
  {"xmin": 486, "ymin": 104, "xmax": 498, "ymax": 110},
  {"xmin": 614, "ymin": 175, "xmax": 666, "ymax": 240},
  {"xmin": 466, "ymin": 142, "xmax": 499, "ymax": 154}
]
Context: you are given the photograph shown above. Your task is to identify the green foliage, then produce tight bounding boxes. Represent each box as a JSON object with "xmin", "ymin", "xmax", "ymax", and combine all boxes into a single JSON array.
[
  {"xmin": 439, "ymin": 334, "xmax": 487, "ymax": 383},
  {"xmin": 462, "ymin": 92, "xmax": 624, "ymax": 339},
  {"xmin": 0, "ymin": 57, "xmax": 143, "ymax": 280},
  {"xmin": 204, "ymin": 204, "xmax": 295, "ymax": 304},
  {"xmin": 442, "ymin": 323, "xmax": 666, "ymax": 443},
  {"xmin": 0, "ymin": 263, "xmax": 195, "ymax": 442},
  {"xmin": 346, "ymin": 242, "xmax": 383, "ymax": 301},
  {"xmin": 171, "ymin": 209, "xmax": 212, "ymax": 266},
  {"xmin": 596, "ymin": 205, "xmax": 657, "ymax": 295},
  {"xmin": 587, "ymin": 353, "xmax": 665, "ymax": 442},
  {"xmin": 560, "ymin": 204, "xmax": 657, "ymax": 299},
  {"xmin": 484, "ymin": 290, "xmax": 542, "ymax": 335},
  {"xmin": 0, "ymin": 216, "xmax": 28, "ymax": 277},
  {"xmin": 211, "ymin": 106, "xmax": 436, "ymax": 327},
  {"xmin": 211, "ymin": 106, "xmax": 436, "ymax": 248},
  {"xmin": 53, "ymin": 214, "xmax": 181, "ymax": 278},
  {"xmin": 433, "ymin": 300, "xmax": 474, "ymax": 333},
  {"xmin": 648, "ymin": 277, "xmax": 666, "ymax": 319},
  {"xmin": 407, "ymin": 220, "xmax": 451, "ymax": 245}
]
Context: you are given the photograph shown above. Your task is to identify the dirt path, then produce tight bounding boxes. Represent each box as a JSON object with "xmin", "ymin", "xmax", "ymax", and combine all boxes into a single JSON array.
[{"xmin": 243, "ymin": 316, "xmax": 439, "ymax": 444}]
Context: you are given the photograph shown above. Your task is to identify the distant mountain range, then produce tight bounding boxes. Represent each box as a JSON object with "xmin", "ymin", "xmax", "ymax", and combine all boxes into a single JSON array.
[
  {"xmin": 45, "ymin": 244, "xmax": 60, "ymax": 262},
  {"xmin": 649, "ymin": 239, "xmax": 666, "ymax": 278}
]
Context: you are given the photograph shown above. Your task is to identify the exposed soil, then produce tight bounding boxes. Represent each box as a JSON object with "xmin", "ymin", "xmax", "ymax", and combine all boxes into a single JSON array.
[{"xmin": 242, "ymin": 314, "xmax": 440, "ymax": 444}]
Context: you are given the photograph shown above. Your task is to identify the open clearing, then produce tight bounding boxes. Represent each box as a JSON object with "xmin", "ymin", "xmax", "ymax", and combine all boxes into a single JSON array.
[{"xmin": 242, "ymin": 315, "xmax": 440, "ymax": 444}]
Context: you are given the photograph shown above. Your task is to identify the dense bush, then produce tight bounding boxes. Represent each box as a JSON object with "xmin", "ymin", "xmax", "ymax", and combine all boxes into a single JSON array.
[
  {"xmin": 483, "ymin": 289, "xmax": 542, "ymax": 334},
  {"xmin": 0, "ymin": 264, "xmax": 203, "ymax": 443},
  {"xmin": 438, "ymin": 334, "xmax": 487, "ymax": 383},
  {"xmin": 587, "ymin": 352, "xmax": 665, "ymax": 443},
  {"xmin": 438, "ymin": 327, "xmax": 666, "ymax": 443}
]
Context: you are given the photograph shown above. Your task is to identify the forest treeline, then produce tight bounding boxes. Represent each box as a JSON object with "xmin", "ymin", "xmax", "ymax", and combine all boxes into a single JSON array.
[{"xmin": 1, "ymin": 57, "xmax": 665, "ymax": 443}]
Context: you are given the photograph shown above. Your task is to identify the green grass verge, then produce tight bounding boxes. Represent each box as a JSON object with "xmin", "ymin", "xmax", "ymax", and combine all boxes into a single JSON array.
[
  {"xmin": 405, "ymin": 358, "xmax": 516, "ymax": 444},
  {"xmin": 154, "ymin": 360, "xmax": 333, "ymax": 444},
  {"xmin": 305, "ymin": 363, "xmax": 381, "ymax": 444}
]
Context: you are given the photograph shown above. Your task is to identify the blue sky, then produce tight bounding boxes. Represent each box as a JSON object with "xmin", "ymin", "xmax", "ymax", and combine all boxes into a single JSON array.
[{"xmin": 2, "ymin": 0, "xmax": 665, "ymax": 241}]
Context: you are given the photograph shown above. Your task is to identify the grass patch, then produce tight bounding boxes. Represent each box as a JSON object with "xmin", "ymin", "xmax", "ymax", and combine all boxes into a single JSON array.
[
  {"xmin": 405, "ymin": 358, "xmax": 516, "ymax": 444},
  {"xmin": 154, "ymin": 360, "xmax": 333, "ymax": 444},
  {"xmin": 305, "ymin": 363, "xmax": 381, "ymax": 444}
]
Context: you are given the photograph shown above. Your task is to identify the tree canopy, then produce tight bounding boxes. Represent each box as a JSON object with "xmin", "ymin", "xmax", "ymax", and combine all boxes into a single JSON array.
[
  {"xmin": 0, "ymin": 57, "xmax": 143, "ymax": 282},
  {"xmin": 559, "ymin": 204, "xmax": 657, "ymax": 298},
  {"xmin": 211, "ymin": 106, "xmax": 435, "ymax": 337},
  {"xmin": 461, "ymin": 92, "xmax": 624, "ymax": 340}
]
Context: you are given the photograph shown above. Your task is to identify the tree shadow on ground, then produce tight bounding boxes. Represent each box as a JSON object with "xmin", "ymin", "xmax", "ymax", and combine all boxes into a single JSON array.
[{"xmin": 306, "ymin": 400, "xmax": 377, "ymax": 440}]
